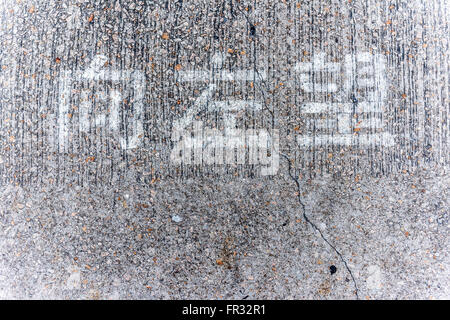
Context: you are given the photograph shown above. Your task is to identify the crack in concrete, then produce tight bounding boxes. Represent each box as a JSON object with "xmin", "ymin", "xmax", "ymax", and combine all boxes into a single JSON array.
[
  {"xmin": 235, "ymin": 12, "xmax": 361, "ymax": 298},
  {"xmin": 191, "ymin": 3, "xmax": 361, "ymax": 299},
  {"xmin": 234, "ymin": 8, "xmax": 360, "ymax": 298},
  {"xmin": 280, "ymin": 153, "xmax": 360, "ymax": 300}
]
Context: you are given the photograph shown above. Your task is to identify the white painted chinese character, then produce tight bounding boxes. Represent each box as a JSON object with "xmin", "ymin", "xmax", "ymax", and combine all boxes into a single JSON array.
[
  {"xmin": 58, "ymin": 54, "xmax": 144, "ymax": 151},
  {"xmin": 295, "ymin": 52, "xmax": 340, "ymax": 93},
  {"xmin": 295, "ymin": 52, "xmax": 394, "ymax": 147},
  {"xmin": 171, "ymin": 52, "xmax": 278, "ymax": 175}
]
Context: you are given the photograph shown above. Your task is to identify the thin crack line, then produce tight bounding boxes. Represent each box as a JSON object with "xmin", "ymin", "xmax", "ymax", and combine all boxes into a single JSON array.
[
  {"xmin": 235, "ymin": 3, "xmax": 360, "ymax": 299},
  {"xmin": 280, "ymin": 153, "xmax": 360, "ymax": 300},
  {"xmin": 250, "ymin": 44, "xmax": 360, "ymax": 300}
]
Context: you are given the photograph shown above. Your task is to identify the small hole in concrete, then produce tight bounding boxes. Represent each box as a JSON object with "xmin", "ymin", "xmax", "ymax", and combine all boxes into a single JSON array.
[{"xmin": 330, "ymin": 265, "xmax": 337, "ymax": 275}]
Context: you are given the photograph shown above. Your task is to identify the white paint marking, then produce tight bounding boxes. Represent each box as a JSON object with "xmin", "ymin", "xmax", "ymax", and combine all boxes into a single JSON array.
[
  {"xmin": 367, "ymin": 265, "xmax": 383, "ymax": 290},
  {"xmin": 301, "ymin": 102, "xmax": 383, "ymax": 114},
  {"xmin": 207, "ymin": 100, "xmax": 262, "ymax": 112},
  {"xmin": 297, "ymin": 132, "xmax": 395, "ymax": 147},
  {"xmin": 172, "ymin": 84, "xmax": 216, "ymax": 133},
  {"xmin": 59, "ymin": 55, "xmax": 144, "ymax": 150},
  {"xmin": 58, "ymin": 71, "xmax": 72, "ymax": 151},
  {"xmin": 176, "ymin": 70, "xmax": 266, "ymax": 82}
]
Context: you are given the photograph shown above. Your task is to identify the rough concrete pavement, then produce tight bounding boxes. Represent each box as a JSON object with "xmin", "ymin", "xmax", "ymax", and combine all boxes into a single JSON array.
[{"xmin": 0, "ymin": 0, "xmax": 448, "ymax": 299}]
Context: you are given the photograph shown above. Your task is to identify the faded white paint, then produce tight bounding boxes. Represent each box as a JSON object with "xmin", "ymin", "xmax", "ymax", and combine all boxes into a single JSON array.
[
  {"xmin": 366, "ymin": 265, "xmax": 383, "ymax": 290},
  {"xmin": 344, "ymin": 52, "xmax": 387, "ymax": 103},
  {"xmin": 177, "ymin": 70, "xmax": 267, "ymax": 82},
  {"xmin": 66, "ymin": 270, "xmax": 81, "ymax": 290},
  {"xmin": 172, "ymin": 84, "xmax": 216, "ymax": 134},
  {"xmin": 58, "ymin": 55, "xmax": 144, "ymax": 151},
  {"xmin": 295, "ymin": 52, "xmax": 391, "ymax": 148},
  {"xmin": 301, "ymin": 102, "xmax": 383, "ymax": 114},
  {"xmin": 171, "ymin": 51, "xmax": 276, "ymax": 175},
  {"xmin": 297, "ymin": 132, "xmax": 395, "ymax": 147},
  {"xmin": 66, "ymin": 4, "xmax": 82, "ymax": 31},
  {"xmin": 295, "ymin": 52, "xmax": 340, "ymax": 93}
]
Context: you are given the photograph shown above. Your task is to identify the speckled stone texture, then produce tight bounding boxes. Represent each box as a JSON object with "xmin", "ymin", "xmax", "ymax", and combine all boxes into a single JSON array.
[{"xmin": 0, "ymin": 0, "xmax": 448, "ymax": 299}]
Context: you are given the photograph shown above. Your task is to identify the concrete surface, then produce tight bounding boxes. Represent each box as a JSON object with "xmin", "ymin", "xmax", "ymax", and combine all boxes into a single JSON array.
[{"xmin": 0, "ymin": 0, "xmax": 448, "ymax": 299}]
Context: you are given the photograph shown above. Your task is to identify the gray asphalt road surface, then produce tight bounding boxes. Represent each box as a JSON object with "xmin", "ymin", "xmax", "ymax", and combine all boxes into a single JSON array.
[{"xmin": 0, "ymin": 0, "xmax": 448, "ymax": 299}]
